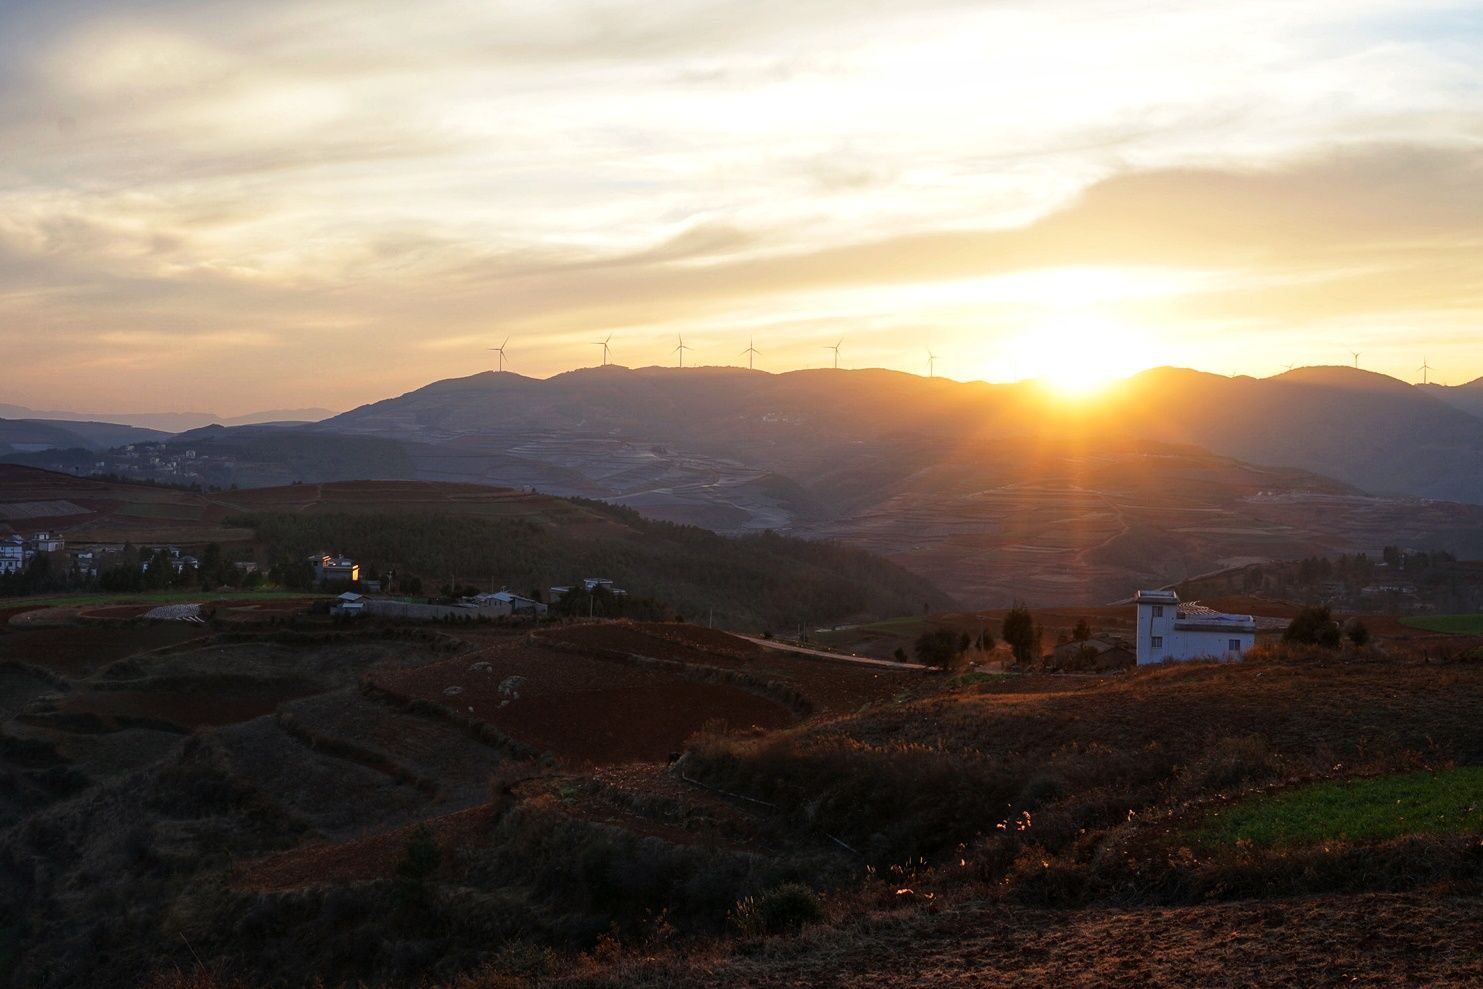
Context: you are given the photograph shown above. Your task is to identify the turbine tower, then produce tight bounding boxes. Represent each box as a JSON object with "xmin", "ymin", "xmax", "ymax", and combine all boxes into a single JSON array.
[
  {"xmin": 1351, "ymin": 351, "xmax": 1361, "ymax": 369},
  {"xmin": 741, "ymin": 337, "xmax": 760, "ymax": 370},
  {"xmin": 674, "ymin": 335, "xmax": 691, "ymax": 368},
  {"xmin": 487, "ymin": 338, "xmax": 509, "ymax": 373},
  {"xmin": 593, "ymin": 334, "xmax": 612, "ymax": 366},
  {"xmin": 825, "ymin": 339, "xmax": 842, "ymax": 369},
  {"xmin": 1282, "ymin": 362, "xmax": 1295, "ymax": 372},
  {"xmin": 927, "ymin": 348, "xmax": 938, "ymax": 379},
  {"xmin": 1419, "ymin": 358, "xmax": 1433, "ymax": 385}
]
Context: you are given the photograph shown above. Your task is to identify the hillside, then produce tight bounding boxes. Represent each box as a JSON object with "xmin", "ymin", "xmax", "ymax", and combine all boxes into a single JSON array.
[
  {"xmin": 13, "ymin": 365, "xmax": 1483, "ymax": 605},
  {"xmin": 0, "ymin": 466, "xmax": 948, "ymax": 628},
  {"xmin": 4, "ymin": 611, "xmax": 1481, "ymax": 987},
  {"xmin": 311, "ymin": 366, "xmax": 1483, "ymax": 603},
  {"xmin": 0, "ymin": 403, "xmax": 335, "ymax": 433},
  {"xmin": 0, "ymin": 418, "xmax": 166, "ymax": 455}
]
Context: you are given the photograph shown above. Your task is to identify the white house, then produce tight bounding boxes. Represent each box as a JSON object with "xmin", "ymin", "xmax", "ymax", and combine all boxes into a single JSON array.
[
  {"xmin": 0, "ymin": 534, "xmax": 24, "ymax": 575},
  {"xmin": 331, "ymin": 591, "xmax": 365, "ymax": 617},
  {"xmin": 1134, "ymin": 590, "xmax": 1255, "ymax": 664}
]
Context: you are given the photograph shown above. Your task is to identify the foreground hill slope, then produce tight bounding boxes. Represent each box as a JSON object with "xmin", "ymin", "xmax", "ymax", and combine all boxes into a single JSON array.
[{"xmin": 7, "ymin": 616, "xmax": 1480, "ymax": 988}]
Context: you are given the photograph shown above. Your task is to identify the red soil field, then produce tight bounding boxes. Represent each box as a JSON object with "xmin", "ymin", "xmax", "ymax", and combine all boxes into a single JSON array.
[
  {"xmin": 0, "ymin": 625, "xmax": 207, "ymax": 675},
  {"xmin": 81, "ymin": 604, "xmax": 157, "ymax": 620},
  {"xmin": 534, "ymin": 622, "xmax": 912, "ymax": 712},
  {"xmin": 57, "ymin": 681, "xmax": 319, "ymax": 729},
  {"xmin": 370, "ymin": 641, "xmax": 796, "ymax": 768},
  {"xmin": 0, "ymin": 604, "xmax": 49, "ymax": 629},
  {"xmin": 235, "ymin": 803, "xmax": 496, "ymax": 892}
]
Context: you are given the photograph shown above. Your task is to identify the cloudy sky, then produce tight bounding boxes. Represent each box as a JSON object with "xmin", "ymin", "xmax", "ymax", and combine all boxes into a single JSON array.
[{"xmin": 1, "ymin": 0, "xmax": 1479, "ymax": 414}]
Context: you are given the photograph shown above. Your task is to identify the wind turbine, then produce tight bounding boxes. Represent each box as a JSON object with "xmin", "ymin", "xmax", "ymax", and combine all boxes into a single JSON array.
[
  {"xmin": 674, "ymin": 335, "xmax": 691, "ymax": 368},
  {"xmin": 487, "ymin": 338, "xmax": 509, "ymax": 373},
  {"xmin": 1351, "ymin": 351, "xmax": 1361, "ymax": 369},
  {"xmin": 927, "ymin": 348, "xmax": 938, "ymax": 379},
  {"xmin": 1418, "ymin": 358, "xmax": 1433, "ymax": 385},
  {"xmin": 1281, "ymin": 362, "xmax": 1295, "ymax": 373},
  {"xmin": 825, "ymin": 339, "xmax": 842, "ymax": 369},
  {"xmin": 593, "ymin": 334, "xmax": 612, "ymax": 366},
  {"xmin": 741, "ymin": 337, "xmax": 760, "ymax": 370}
]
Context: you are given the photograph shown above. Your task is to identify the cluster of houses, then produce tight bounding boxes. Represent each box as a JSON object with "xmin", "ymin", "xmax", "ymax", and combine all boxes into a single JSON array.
[
  {"xmin": 332, "ymin": 588, "xmax": 552, "ymax": 621},
  {"xmin": 327, "ymin": 567, "xmax": 626, "ymax": 623},
  {"xmin": 0, "ymin": 530, "xmax": 66, "ymax": 575}
]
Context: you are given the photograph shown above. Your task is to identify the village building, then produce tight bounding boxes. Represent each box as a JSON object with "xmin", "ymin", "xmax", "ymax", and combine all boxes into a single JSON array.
[
  {"xmin": 0, "ymin": 534, "xmax": 24, "ymax": 575},
  {"xmin": 330, "ymin": 591, "xmax": 366, "ymax": 617},
  {"xmin": 1134, "ymin": 590, "xmax": 1255, "ymax": 664},
  {"xmin": 26, "ymin": 531, "xmax": 65, "ymax": 555},
  {"xmin": 470, "ymin": 590, "xmax": 548, "ymax": 616},
  {"xmin": 549, "ymin": 578, "xmax": 627, "ymax": 601},
  {"xmin": 308, "ymin": 553, "xmax": 360, "ymax": 585},
  {"xmin": 1047, "ymin": 636, "xmax": 1137, "ymax": 672}
]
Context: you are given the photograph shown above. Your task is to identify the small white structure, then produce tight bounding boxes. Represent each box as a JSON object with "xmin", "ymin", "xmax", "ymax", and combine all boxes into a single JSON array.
[
  {"xmin": 0, "ymin": 534, "xmax": 24, "ymax": 575},
  {"xmin": 331, "ymin": 591, "xmax": 365, "ymax": 617},
  {"xmin": 1134, "ymin": 590, "xmax": 1255, "ymax": 664}
]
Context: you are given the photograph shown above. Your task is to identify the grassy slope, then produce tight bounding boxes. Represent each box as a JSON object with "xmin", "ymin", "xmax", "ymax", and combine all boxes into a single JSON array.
[
  {"xmin": 1402, "ymin": 614, "xmax": 1483, "ymax": 634},
  {"xmin": 1199, "ymin": 767, "xmax": 1483, "ymax": 848}
]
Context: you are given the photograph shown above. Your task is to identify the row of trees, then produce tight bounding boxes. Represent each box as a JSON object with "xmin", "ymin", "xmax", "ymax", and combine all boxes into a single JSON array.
[{"xmin": 912, "ymin": 603, "xmax": 1041, "ymax": 668}]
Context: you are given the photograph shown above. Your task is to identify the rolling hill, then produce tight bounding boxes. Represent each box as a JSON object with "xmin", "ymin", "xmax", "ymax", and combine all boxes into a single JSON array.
[
  {"xmin": 13, "ymin": 365, "xmax": 1483, "ymax": 605},
  {"xmin": 0, "ymin": 466, "xmax": 949, "ymax": 628},
  {"xmin": 309, "ymin": 365, "xmax": 1483, "ymax": 603}
]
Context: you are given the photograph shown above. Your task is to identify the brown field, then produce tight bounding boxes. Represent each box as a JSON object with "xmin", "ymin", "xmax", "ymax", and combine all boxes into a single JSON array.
[
  {"xmin": 547, "ymin": 892, "xmax": 1483, "ymax": 988},
  {"xmin": 235, "ymin": 803, "xmax": 497, "ymax": 892},
  {"xmin": 368, "ymin": 639, "xmax": 797, "ymax": 767},
  {"xmin": 54, "ymin": 681, "xmax": 320, "ymax": 729},
  {"xmin": 534, "ymin": 621, "xmax": 911, "ymax": 712},
  {"xmin": 0, "ymin": 624, "xmax": 207, "ymax": 675}
]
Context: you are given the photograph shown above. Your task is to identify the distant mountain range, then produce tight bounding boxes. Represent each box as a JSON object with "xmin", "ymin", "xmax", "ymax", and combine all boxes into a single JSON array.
[
  {"xmin": 0, "ymin": 404, "xmax": 335, "ymax": 433},
  {"xmin": 8, "ymin": 365, "xmax": 1483, "ymax": 605}
]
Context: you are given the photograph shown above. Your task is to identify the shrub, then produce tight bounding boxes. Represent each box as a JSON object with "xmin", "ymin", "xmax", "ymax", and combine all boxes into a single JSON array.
[
  {"xmin": 731, "ymin": 883, "xmax": 823, "ymax": 936},
  {"xmin": 1283, "ymin": 606, "xmax": 1341, "ymax": 648},
  {"xmin": 914, "ymin": 629, "xmax": 959, "ymax": 668}
]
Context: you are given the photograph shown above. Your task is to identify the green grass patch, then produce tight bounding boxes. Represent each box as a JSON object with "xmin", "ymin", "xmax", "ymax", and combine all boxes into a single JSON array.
[
  {"xmin": 1400, "ymin": 614, "xmax": 1483, "ymax": 634},
  {"xmin": 1198, "ymin": 767, "xmax": 1483, "ymax": 849}
]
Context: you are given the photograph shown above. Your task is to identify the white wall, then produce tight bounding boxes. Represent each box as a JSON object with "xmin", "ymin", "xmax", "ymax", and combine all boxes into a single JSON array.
[{"xmin": 1137, "ymin": 603, "xmax": 1254, "ymax": 663}]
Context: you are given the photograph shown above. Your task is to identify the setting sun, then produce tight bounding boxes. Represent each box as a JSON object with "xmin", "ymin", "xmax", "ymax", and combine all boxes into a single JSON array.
[{"xmin": 1011, "ymin": 316, "xmax": 1152, "ymax": 397}]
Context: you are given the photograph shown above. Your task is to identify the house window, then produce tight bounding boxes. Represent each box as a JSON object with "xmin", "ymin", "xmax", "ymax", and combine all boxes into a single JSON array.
[
  {"xmin": 1151, "ymin": 636, "xmax": 1163, "ymax": 648},
  {"xmin": 1152, "ymin": 605, "xmax": 1164, "ymax": 618},
  {"xmin": 1229, "ymin": 639, "xmax": 1241, "ymax": 652}
]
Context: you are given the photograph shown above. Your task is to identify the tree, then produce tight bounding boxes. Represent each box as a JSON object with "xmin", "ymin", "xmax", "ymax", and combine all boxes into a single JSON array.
[
  {"xmin": 913, "ymin": 628, "xmax": 959, "ymax": 669},
  {"xmin": 1071, "ymin": 618, "xmax": 1092, "ymax": 642},
  {"xmin": 1347, "ymin": 620, "xmax": 1371, "ymax": 647},
  {"xmin": 1002, "ymin": 604, "xmax": 1037, "ymax": 664},
  {"xmin": 1283, "ymin": 606, "xmax": 1341, "ymax": 648}
]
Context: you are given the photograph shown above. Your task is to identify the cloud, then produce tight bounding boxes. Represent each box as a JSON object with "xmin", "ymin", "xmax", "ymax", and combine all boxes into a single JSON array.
[{"xmin": 1, "ymin": 0, "xmax": 1481, "ymax": 411}]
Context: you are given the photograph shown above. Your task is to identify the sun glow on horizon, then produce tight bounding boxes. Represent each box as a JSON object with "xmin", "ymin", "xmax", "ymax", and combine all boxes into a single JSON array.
[{"xmin": 1011, "ymin": 315, "xmax": 1154, "ymax": 398}]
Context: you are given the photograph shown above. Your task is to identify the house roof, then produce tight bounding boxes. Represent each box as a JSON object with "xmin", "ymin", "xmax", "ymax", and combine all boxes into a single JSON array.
[{"xmin": 1135, "ymin": 589, "xmax": 1179, "ymax": 605}]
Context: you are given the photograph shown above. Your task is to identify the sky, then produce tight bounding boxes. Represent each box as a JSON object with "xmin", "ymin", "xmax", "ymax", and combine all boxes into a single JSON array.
[{"xmin": 0, "ymin": 0, "xmax": 1480, "ymax": 415}]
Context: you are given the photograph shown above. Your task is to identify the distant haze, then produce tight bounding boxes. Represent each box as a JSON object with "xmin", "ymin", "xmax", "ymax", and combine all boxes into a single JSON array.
[{"xmin": 0, "ymin": 1, "xmax": 1479, "ymax": 412}]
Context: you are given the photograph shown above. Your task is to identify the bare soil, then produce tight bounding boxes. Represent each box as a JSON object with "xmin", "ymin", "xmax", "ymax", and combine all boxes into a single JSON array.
[{"xmin": 369, "ymin": 640, "xmax": 797, "ymax": 767}]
